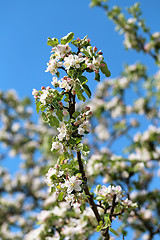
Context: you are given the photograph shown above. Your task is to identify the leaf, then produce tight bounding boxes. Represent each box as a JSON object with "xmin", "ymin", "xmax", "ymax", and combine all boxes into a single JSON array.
[
  {"xmin": 47, "ymin": 37, "xmax": 59, "ymax": 47},
  {"xmin": 48, "ymin": 115, "xmax": 59, "ymax": 128},
  {"xmin": 82, "ymin": 84, "xmax": 91, "ymax": 98},
  {"xmin": 95, "ymin": 72, "xmax": 100, "ymax": 82},
  {"xmin": 80, "ymin": 204, "xmax": 85, "ymax": 213},
  {"xmin": 63, "ymin": 93, "xmax": 69, "ymax": 102},
  {"xmin": 103, "ymin": 214, "xmax": 111, "ymax": 228},
  {"xmin": 100, "ymin": 61, "xmax": 111, "ymax": 77},
  {"xmin": 72, "ymin": 111, "xmax": 80, "ymax": 118},
  {"xmin": 96, "ymin": 184, "xmax": 102, "ymax": 192},
  {"xmin": 51, "ymin": 101, "xmax": 59, "ymax": 110},
  {"xmin": 109, "ymin": 228, "xmax": 119, "ymax": 236},
  {"xmin": 56, "ymin": 71, "xmax": 60, "ymax": 78},
  {"xmin": 58, "ymin": 192, "xmax": 64, "ymax": 201},
  {"xmin": 75, "ymin": 83, "xmax": 86, "ymax": 102},
  {"xmin": 61, "ymin": 32, "xmax": 74, "ymax": 45},
  {"xmin": 68, "ymin": 138, "xmax": 77, "ymax": 145},
  {"xmin": 36, "ymin": 101, "xmax": 41, "ymax": 113},
  {"xmin": 41, "ymin": 112, "xmax": 48, "ymax": 122},
  {"xmin": 80, "ymin": 48, "xmax": 90, "ymax": 57},
  {"xmin": 50, "ymin": 174, "xmax": 57, "ymax": 181},
  {"xmin": 63, "ymin": 151, "xmax": 70, "ymax": 159},
  {"xmin": 78, "ymin": 76, "xmax": 88, "ymax": 85},
  {"xmin": 56, "ymin": 109, "xmax": 63, "ymax": 121},
  {"xmin": 96, "ymin": 221, "xmax": 103, "ymax": 232},
  {"xmin": 82, "ymin": 144, "xmax": 90, "ymax": 156}
]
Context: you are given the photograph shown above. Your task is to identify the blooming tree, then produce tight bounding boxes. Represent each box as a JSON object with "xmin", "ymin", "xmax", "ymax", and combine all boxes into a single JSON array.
[
  {"xmin": 0, "ymin": 1, "xmax": 160, "ymax": 240},
  {"xmin": 31, "ymin": 32, "xmax": 137, "ymax": 239}
]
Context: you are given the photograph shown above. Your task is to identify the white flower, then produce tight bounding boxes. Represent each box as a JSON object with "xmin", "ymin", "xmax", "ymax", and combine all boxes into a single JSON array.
[
  {"xmin": 95, "ymin": 124, "xmax": 110, "ymax": 140},
  {"xmin": 32, "ymin": 88, "xmax": 38, "ymax": 96},
  {"xmin": 78, "ymin": 120, "xmax": 91, "ymax": 135},
  {"xmin": 24, "ymin": 225, "xmax": 45, "ymax": 240},
  {"xmin": 61, "ymin": 176, "xmax": 82, "ymax": 194},
  {"xmin": 51, "ymin": 141, "xmax": 63, "ymax": 151},
  {"xmin": 92, "ymin": 55, "xmax": 103, "ymax": 70},
  {"xmin": 51, "ymin": 76, "xmax": 59, "ymax": 87},
  {"xmin": 39, "ymin": 89, "xmax": 49, "ymax": 105},
  {"xmin": 45, "ymin": 167, "xmax": 64, "ymax": 187},
  {"xmin": 95, "ymin": 185, "xmax": 123, "ymax": 204},
  {"xmin": 37, "ymin": 210, "xmax": 52, "ymax": 222},
  {"xmin": 65, "ymin": 194, "xmax": 75, "ymax": 203},
  {"xmin": 53, "ymin": 44, "xmax": 71, "ymax": 59},
  {"xmin": 63, "ymin": 54, "xmax": 84, "ymax": 70},
  {"xmin": 57, "ymin": 123, "xmax": 67, "ymax": 141},
  {"xmin": 58, "ymin": 77, "xmax": 74, "ymax": 91},
  {"xmin": 45, "ymin": 59, "xmax": 63, "ymax": 75},
  {"xmin": 45, "ymin": 167, "xmax": 56, "ymax": 186}
]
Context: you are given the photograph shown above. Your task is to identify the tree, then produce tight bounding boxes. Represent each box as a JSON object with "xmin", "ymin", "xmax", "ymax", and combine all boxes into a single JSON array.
[{"xmin": 0, "ymin": 1, "xmax": 160, "ymax": 240}]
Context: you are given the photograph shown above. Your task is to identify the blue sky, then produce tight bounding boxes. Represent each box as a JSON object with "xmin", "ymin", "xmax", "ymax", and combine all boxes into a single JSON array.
[{"xmin": 0, "ymin": 0, "xmax": 160, "ymax": 99}]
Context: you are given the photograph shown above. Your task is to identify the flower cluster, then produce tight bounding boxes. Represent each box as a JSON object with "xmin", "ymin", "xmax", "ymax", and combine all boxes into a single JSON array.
[
  {"xmin": 45, "ymin": 33, "xmax": 110, "ymax": 81},
  {"xmin": 31, "ymin": 32, "xmax": 139, "ymax": 240},
  {"xmin": 45, "ymin": 167, "xmax": 83, "ymax": 208},
  {"xmin": 95, "ymin": 185, "xmax": 137, "ymax": 212}
]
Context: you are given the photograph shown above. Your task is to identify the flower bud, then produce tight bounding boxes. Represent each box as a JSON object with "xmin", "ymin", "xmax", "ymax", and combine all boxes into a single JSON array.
[
  {"xmin": 41, "ymin": 86, "xmax": 45, "ymax": 90},
  {"xmin": 93, "ymin": 46, "xmax": 97, "ymax": 52},
  {"xmin": 78, "ymin": 53, "xmax": 83, "ymax": 57},
  {"xmin": 98, "ymin": 50, "xmax": 103, "ymax": 55},
  {"xmin": 46, "ymin": 86, "xmax": 51, "ymax": 90},
  {"xmin": 84, "ymin": 106, "xmax": 90, "ymax": 111},
  {"xmin": 72, "ymin": 90, "xmax": 76, "ymax": 95}
]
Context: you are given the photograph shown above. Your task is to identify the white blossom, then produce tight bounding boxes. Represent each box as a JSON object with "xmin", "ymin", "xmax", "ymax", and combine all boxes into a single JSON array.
[
  {"xmin": 61, "ymin": 176, "xmax": 82, "ymax": 194},
  {"xmin": 63, "ymin": 54, "xmax": 84, "ymax": 70},
  {"xmin": 78, "ymin": 120, "xmax": 91, "ymax": 135},
  {"xmin": 45, "ymin": 59, "xmax": 63, "ymax": 75},
  {"xmin": 57, "ymin": 123, "xmax": 67, "ymax": 141},
  {"xmin": 51, "ymin": 141, "xmax": 63, "ymax": 151}
]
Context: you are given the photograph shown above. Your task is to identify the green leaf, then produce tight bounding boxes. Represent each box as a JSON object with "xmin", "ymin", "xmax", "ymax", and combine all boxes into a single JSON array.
[
  {"xmin": 81, "ymin": 48, "xmax": 90, "ymax": 57},
  {"xmin": 47, "ymin": 37, "xmax": 59, "ymax": 47},
  {"xmin": 77, "ymin": 143, "xmax": 83, "ymax": 151},
  {"xmin": 109, "ymin": 228, "xmax": 119, "ymax": 236},
  {"xmin": 103, "ymin": 214, "xmax": 111, "ymax": 228},
  {"xmin": 63, "ymin": 151, "xmax": 70, "ymax": 159},
  {"xmin": 48, "ymin": 115, "xmax": 59, "ymax": 128},
  {"xmin": 50, "ymin": 174, "xmax": 57, "ymax": 181},
  {"xmin": 41, "ymin": 112, "xmax": 48, "ymax": 122},
  {"xmin": 68, "ymin": 138, "xmax": 77, "ymax": 145},
  {"xmin": 95, "ymin": 72, "xmax": 100, "ymax": 82},
  {"xmin": 78, "ymin": 76, "xmax": 88, "ymax": 85},
  {"xmin": 58, "ymin": 192, "xmax": 64, "ymax": 201},
  {"xmin": 61, "ymin": 32, "xmax": 74, "ymax": 45},
  {"xmin": 96, "ymin": 221, "xmax": 103, "ymax": 232},
  {"xmin": 82, "ymin": 84, "xmax": 91, "ymax": 98},
  {"xmin": 75, "ymin": 83, "xmax": 86, "ymax": 102},
  {"xmin": 82, "ymin": 144, "xmax": 90, "ymax": 156},
  {"xmin": 51, "ymin": 101, "xmax": 59, "ymax": 110},
  {"xmin": 56, "ymin": 71, "xmax": 60, "ymax": 78},
  {"xmin": 100, "ymin": 61, "xmax": 111, "ymax": 77},
  {"xmin": 36, "ymin": 101, "xmax": 41, "ymax": 113},
  {"xmin": 76, "ymin": 137, "xmax": 82, "ymax": 144},
  {"xmin": 72, "ymin": 111, "xmax": 80, "ymax": 118},
  {"xmin": 64, "ymin": 94, "xmax": 69, "ymax": 102},
  {"xmin": 96, "ymin": 185, "xmax": 102, "ymax": 192},
  {"xmin": 56, "ymin": 109, "xmax": 63, "ymax": 121},
  {"xmin": 80, "ymin": 204, "xmax": 85, "ymax": 213}
]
